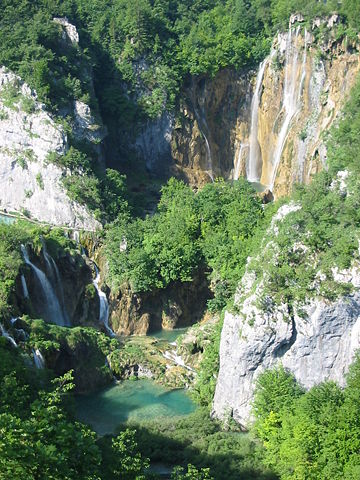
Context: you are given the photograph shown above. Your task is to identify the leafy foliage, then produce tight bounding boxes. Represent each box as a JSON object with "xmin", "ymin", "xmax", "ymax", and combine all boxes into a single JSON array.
[
  {"xmin": 105, "ymin": 178, "xmax": 263, "ymax": 308},
  {"xmin": 253, "ymin": 358, "xmax": 360, "ymax": 479}
]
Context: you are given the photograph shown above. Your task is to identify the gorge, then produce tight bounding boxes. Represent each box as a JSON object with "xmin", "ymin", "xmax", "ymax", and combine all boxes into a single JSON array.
[{"xmin": 1, "ymin": 1, "xmax": 360, "ymax": 479}]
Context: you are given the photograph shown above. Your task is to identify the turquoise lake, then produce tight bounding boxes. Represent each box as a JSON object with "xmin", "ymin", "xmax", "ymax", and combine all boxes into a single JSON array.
[{"xmin": 75, "ymin": 379, "xmax": 196, "ymax": 435}]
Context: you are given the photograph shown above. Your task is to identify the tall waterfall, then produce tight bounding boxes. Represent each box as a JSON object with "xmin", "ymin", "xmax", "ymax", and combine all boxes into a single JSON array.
[
  {"xmin": 41, "ymin": 238, "xmax": 70, "ymax": 325},
  {"xmin": 33, "ymin": 348, "xmax": 45, "ymax": 369},
  {"xmin": 194, "ymin": 106, "xmax": 214, "ymax": 181},
  {"xmin": 247, "ymin": 59, "xmax": 269, "ymax": 182},
  {"xmin": 269, "ymin": 25, "xmax": 305, "ymax": 190},
  {"xmin": 0, "ymin": 323, "xmax": 17, "ymax": 347},
  {"xmin": 21, "ymin": 245, "xmax": 67, "ymax": 327},
  {"xmin": 93, "ymin": 264, "xmax": 114, "ymax": 336}
]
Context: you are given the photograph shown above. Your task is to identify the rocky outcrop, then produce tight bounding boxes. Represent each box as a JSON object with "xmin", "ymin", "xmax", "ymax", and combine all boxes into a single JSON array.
[
  {"xmin": 212, "ymin": 203, "xmax": 360, "ymax": 427},
  {"xmin": 109, "ymin": 270, "xmax": 211, "ymax": 335},
  {"xmin": 0, "ymin": 67, "xmax": 100, "ymax": 229}
]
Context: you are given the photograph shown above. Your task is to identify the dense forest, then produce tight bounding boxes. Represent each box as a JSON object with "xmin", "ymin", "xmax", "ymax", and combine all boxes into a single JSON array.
[{"xmin": 1, "ymin": 0, "xmax": 360, "ymax": 479}]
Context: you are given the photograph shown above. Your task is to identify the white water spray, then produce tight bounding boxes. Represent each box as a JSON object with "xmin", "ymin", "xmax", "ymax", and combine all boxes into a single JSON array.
[{"xmin": 33, "ymin": 348, "xmax": 45, "ymax": 369}]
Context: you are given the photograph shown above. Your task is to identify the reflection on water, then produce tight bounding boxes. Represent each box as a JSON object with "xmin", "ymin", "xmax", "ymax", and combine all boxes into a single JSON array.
[{"xmin": 75, "ymin": 379, "xmax": 196, "ymax": 435}]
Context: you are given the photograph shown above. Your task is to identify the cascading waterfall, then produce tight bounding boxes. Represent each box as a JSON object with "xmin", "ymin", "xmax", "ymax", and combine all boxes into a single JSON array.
[
  {"xmin": 93, "ymin": 264, "xmax": 114, "ymax": 336},
  {"xmin": 163, "ymin": 349, "xmax": 194, "ymax": 372},
  {"xmin": 0, "ymin": 323, "xmax": 17, "ymax": 347},
  {"xmin": 40, "ymin": 238, "xmax": 70, "ymax": 325},
  {"xmin": 21, "ymin": 244, "xmax": 67, "ymax": 327},
  {"xmin": 269, "ymin": 25, "xmax": 305, "ymax": 190},
  {"xmin": 21, "ymin": 274, "xmax": 29, "ymax": 298},
  {"xmin": 247, "ymin": 58, "xmax": 270, "ymax": 182},
  {"xmin": 33, "ymin": 348, "xmax": 45, "ymax": 369}
]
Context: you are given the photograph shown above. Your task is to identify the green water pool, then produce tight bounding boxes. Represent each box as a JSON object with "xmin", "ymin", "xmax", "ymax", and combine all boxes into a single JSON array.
[
  {"xmin": 149, "ymin": 327, "xmax": 189, "ymax": 343},
  {"xmin": 75, "ymin": 379, "xmax": 196, "ymax": 435}
]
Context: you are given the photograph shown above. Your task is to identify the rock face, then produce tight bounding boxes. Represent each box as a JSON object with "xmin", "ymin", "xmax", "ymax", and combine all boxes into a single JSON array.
[
  {"xmin": 0, "ymin": 67, "xmax": 100, "ymax": 229},
  {"xmin": 212, "ymin": 204, "xmax": 360, "ymax": 427},
  {"xmin": 109, "ymin": 270, "xmax": 211, "ymax": 335},
  {"xmin": 137, "ymin": 17, "xmax": 360, "ymax": 196}
]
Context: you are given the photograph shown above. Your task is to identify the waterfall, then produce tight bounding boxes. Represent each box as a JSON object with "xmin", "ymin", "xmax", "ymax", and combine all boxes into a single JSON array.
[
  {"xmin": 233, "ymin": 143, "xmax": 248, "ymax": 180},
  {"xmin": 93, "ymin": 264, "xmax": 114, "ymax": 336},
  {"xmin": 297, "ymin": 28, "xmax": 308, "ymax": 181},
  {"xmin": 269, "ymin": 25, "xmax": 305, "ymax": 190},
  {"xmin": 21, "ymin": 274, "xmax": 29, "ymax": 298},
  {"xmin": 21, "ymin": 245, "xmax": 67, "ymax": 327},
  {"xmin": 247, "ymin": 59, "xmax": 269, "ymax": 182},
  {"xmin": 0, "ymin": 323, "xmax": 17, "ymax": 347},
  {"xmin": 194, "ymin": 106, "xmax": 214, "ymax": 181},
  {"xmin": 41, "ymin": 238, "xmax": 70, "ymax": 326},
  {"xmin": 33, "ymin": 348, "xmax": 45, "ymax": 369}
]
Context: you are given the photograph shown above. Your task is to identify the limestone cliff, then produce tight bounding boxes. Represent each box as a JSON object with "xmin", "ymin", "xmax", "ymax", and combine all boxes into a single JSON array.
[
  {"xmin": 137, "ymin": 15, "xmax": 359, "ymax": 197},
  {"xmin": 0, "ymin": 67, "xmax": 101, "ymax": 229},
  {"xmin": 0, "ymin": 18, "xmax": 107, "ymax": 230},
  {"xmin": 212, "ymin": 197, "xmax": 360, "ymax": 427}
]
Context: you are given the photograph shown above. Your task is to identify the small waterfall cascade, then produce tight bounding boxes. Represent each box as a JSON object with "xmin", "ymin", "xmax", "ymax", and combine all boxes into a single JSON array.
[
  {"xmin": 269, "ymin": 25, "xmax": 306, "ymax": 190},
  {"xmin": 163, "ymin": 348, "xmax": 194, "ymax": 372},
  {"xmin": 21, "ymin": 244, "xmax": 67, "ymax": 327},
  {"xmin": 33, "ymin": 348, "xmax": 45, "ymax": 369},
  {"xmin": 247, "ymin": 58, "xmax": 271, "ymax": 182},
  {"xmin": 21, "ymin": 274, "xmax": 29, "ymax": 298},
  {"xmin": 93, "ymin": 264, "xmax": 114, "ymax": 336},
  {"xmin": 40, "ymin": 238, "xmax": 70, "ymax": 326},
  {"xmin": 233, "ymin": 143, "xmax": 249, "ymax": 180},
  {"xmin": 0, "ymin": 323, "xmax": 17, "ymax": 347}
]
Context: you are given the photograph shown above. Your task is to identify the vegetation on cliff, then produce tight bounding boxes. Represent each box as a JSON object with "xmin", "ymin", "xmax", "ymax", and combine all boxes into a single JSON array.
[{"xmin": 253, "ymin": 358, "xmax": 360, "ymax": 479}]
